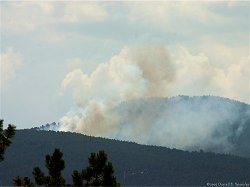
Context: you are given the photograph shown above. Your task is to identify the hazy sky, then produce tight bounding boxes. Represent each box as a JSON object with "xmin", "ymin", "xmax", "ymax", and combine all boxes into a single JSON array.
[{"xmin": 0, "ymin": 1, "xmax": 249, "ymax": 129}]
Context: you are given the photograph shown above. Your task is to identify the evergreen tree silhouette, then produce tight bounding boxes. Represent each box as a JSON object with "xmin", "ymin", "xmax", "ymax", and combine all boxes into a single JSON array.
[
  {"xmin": 13, "ymin": 176, "xmax": 34, "ymax": 186},
  {"xmin": 13, "ymin": 149, "xmax": 119, "ymax": 186},
  {"xmin": 0, "ymin": 119, "xmax": 16, "ymax": 161},
  {"xmin": 72, "ymin": 150, "xmax": 120, "ymax": 186}
]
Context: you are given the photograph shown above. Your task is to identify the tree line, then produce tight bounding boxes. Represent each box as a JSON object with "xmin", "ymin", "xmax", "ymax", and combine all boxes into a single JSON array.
[
  {"xmin": 13, "ymin": 148, "xmax": 119, "ymax": 186},
  {"xmin": 0, "ymin": 119, "xmax": 119, "ymax": 186}
]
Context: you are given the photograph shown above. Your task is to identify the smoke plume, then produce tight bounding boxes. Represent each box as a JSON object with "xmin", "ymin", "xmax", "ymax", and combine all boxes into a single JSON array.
[
  {"xmin": 60, "ymin": 44, "xmax": 175, "ymax": 136},
  {"xmin": 112, "ymin": 96, "xmax": 250, "ymax": 155},
  {"xmin": 59, "ymin": 44, "xmax": 250, "ymax": 155}
]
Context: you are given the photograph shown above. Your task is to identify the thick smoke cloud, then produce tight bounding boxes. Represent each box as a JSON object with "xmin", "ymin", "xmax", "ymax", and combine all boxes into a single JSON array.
[
  {"xmin": 112, "ymin": 96, "xmax": 250, "ymax": 155},
  {"xmin": 59, "ymin": 44, "xmax": 249, "ymax": 154},
  {"xmin": 60, "ymin": 45, "xmax": 174, "ymax": 136}
]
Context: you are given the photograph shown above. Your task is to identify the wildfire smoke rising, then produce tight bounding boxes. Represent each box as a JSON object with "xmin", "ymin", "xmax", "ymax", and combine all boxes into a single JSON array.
[
  {"xmin": 59, "ymin": 44, "xmax": 250, "ymax": 153},
  {"xmin": 60, "ymin": 45, "xmax": 174, "ymax": 136}
]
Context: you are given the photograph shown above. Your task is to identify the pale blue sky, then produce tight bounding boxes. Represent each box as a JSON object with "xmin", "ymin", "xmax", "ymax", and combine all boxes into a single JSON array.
[{"xmin": 0, "ymin": 1, "xmax": 249, "ymax": 128}]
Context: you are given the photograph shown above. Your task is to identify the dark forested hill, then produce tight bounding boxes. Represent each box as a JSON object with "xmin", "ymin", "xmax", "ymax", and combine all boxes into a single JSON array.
[
  {"xmin": 0, "ymin": 129, "xmax": 249, "ymax": 186},
  {"xmin": 38, "ymin": 96, "xmax": 250, "ymax": 158},
  {"xmin": 112, "ymin": 96, "xmax": 250, "ymax": 158}
]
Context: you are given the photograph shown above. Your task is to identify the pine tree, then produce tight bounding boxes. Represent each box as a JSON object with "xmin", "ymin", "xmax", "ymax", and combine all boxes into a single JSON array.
[
  {"xmin": 72, "ymin": 170, "xmax": 83, "ymax": 186},
  {"xmin": 13, "ymin": 149, "xmax": 119, "ymax": 186},
  {"xmin": 102, "ymin": 162, "xmax": 118, "ymax": 186},
  {"xmin": 13, "ymin": 176, "xmax": 23, "ymax": 186},
  {"xmin": 0, "ymin": 119, "xmax": 16, "ymax": 161},
  {"xmin": 72, "ymin": 150, "xmax": 120, "ymax": 186},
  {"xmin": 14, "ymin": 148, "xmax": 66, "ymax": 186},
  {"xmin": 32, "ymin": 148, "xmax": 66, "ymax": 186},
  {"xmin": 32, "ymin": 167, "xmax": 46, "ymax": 185},
  {"xmin": 45, "ymin": 148, "xmax": 65, "ymax": 186},
  {"xmin": 13, "ymin": 176, "xmax": 34, "ymax": 186}
]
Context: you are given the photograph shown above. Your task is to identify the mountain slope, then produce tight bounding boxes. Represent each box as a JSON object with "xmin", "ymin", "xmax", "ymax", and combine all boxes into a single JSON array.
[
  {"xmin": 0, "ymin": 129, "xmax": 249, "ymax": 186},
  {"xmin": 56, "ymin": 96, "xmax": 250, "ymax": 157},
  {"xmin": 111, "ymin": 96, "xmax": 250, "ymax": 157}
]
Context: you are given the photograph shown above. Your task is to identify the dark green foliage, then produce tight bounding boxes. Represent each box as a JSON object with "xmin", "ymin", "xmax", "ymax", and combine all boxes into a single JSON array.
[
  {"xmin": 32, "ymin": 167, "xmax": 45, "ymax": 185},
  {"xmin": 23, "ymin": 177, "xmax": 34, "ymax": 186},
  {"xmin": 13, "ymin": 176, "xmax": 34, "ymax": 186},
  {"xmin": 13, "ymin": 148, "xmax": 119, "ymax": 186},
  {"xmin": 72, "ymin": 170, "xmax": 83, "ymax": 186},
  {"xmin": 102, "ymin": 162, "xmax": 118, "ymax": 186},
  {"xmin": 14, "ymin": 149, "xmax": 66, "ymax": 186},
  {"xmin": 32, "ymin": 148, "xmax": 65, "ymax": 186},
  {"xmin": 3, "ymin": 129, "xmax": 250, "ymax": 186},
  {"xmin": 0, "ymin": 119, "xmax": 16, "ymax": 161},
  {"xmin": 45, "ymin": 148, "xmax": 65, "ymax": 186},
  {"xmin": 72, "ymin": 150, "xmax": 119, "ymax": 186},
  {"xmin": 13, "ymin": 176, "xmax": 23, "ymax": 186}
]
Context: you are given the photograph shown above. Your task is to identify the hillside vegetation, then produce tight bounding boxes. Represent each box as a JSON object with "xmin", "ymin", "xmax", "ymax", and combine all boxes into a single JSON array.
[
  {"xmin": 39, "ymin": 96, "xmax": 250, "ymax": 158},
  {"xmin": 113, "ymin": 96, "xmax": 250, "ymax": 157},
  {"xmin": 0, "ymin": 129, "xmax": 249, "ymax": 186}
]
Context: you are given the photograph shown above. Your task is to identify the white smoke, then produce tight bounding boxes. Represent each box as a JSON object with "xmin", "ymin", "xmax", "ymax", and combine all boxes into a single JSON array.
[
  {"xmin": 60, "ymin": 44, "xmax": 174, "ymax": 136},
  {"xmin": 59, "ymin": 44, "xmax": 249, "ymax": 154},
  {"xmin": 112, "ymin": 96, "xmax": 250, "ymax": 154}
]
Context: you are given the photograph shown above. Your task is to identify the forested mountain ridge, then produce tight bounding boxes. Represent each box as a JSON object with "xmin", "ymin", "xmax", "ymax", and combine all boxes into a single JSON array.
[
  {"xmin": 112, "ymin": 96, "xmax": 250, "ymax": 157},
  {"xmin": 0, "ymin": 129, "xmax": 249, "ymax": 186},
  {"xmin": 37, "ymin": 96, "xmax": 250, "ymax": 158}
]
